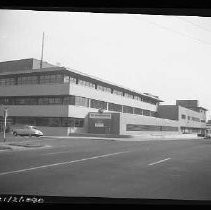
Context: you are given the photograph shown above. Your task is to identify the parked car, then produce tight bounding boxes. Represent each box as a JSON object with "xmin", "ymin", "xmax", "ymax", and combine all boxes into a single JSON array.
[{"xmin": 12, "ymin": 125, "xmax": 43, "ymax": 137}]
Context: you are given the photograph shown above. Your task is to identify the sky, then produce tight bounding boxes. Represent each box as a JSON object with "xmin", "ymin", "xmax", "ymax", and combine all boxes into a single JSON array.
[{"xmin": 0, "ymin": 9, "xmax": 211, "ymax": 119}]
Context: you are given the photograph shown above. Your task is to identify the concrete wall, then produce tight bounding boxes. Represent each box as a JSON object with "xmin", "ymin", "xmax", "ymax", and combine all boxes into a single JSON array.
[
  {"xmin": 67, "ymin": 127, "xmax": 87, "ymax": 135},
  {"xmin": 0, "ymin": 58, "xmax": 56, "ymax": 73},
  {"xmin": 0, "ymin": 83, "xmax": 70, "ymax": 96},
  {"xmin": 68, "ymin": 105, "xmax": 97, "ymax": 118},
  {"xmin": 37, "ymin": 126, "xmax": 69, "ymax": 136},
  {"xmin": 157, "ymin": 105, "xmax": 179, "ymax": 120},
  {"xmin": 0, "ymin": 59, "xmax": 33, "ymax": 73},
  {"xmin": 4, "ymin": 105, "xmax": 69, "ymax": 117},
  {"xmin": 119, "ymin": 113, "xmax": 179, "ymax": 135}
]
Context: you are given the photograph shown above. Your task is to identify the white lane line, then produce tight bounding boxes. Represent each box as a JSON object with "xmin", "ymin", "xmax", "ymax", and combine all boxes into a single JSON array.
[
  {"xmin": 148, "ymin": 158, "xmax": 171, "ymax": 166},
  {"xmin": 0, "ymin": 151, "xmax": 130, "ymax": 176}
]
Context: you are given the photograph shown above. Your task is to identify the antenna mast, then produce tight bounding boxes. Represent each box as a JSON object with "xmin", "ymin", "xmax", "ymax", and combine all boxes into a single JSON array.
[{"xmin": 40, "ymin": 32, "xmax": 45, "ymax": 69}]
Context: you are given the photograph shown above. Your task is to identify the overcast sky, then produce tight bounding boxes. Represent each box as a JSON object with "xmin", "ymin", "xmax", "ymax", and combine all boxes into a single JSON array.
[{"xmin": 1, "ymin": 9, "xmax": 211, "ymax": 119}]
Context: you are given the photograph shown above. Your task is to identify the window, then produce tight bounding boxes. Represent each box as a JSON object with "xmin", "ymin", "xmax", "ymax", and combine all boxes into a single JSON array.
[
  {"xmin": 40, "ymin": 74, "xmax": 63, "ymax": 84},
  {"xmin": 38, "ymin": 97, "xmax": 62, "ymax": 105},
  {"xmin": 15, "ymin": 98, "xmax": 27, "ymax": 105},
  {"xmin": 90, "ymin": 99, "xmax": 107, "ymax": 110},
  {"xmin": 38, "ymin": 98, "xmax": 49, "ymax": 105},
  {"xmin": 63, "ymin": 96, "xmax": 75, "ymax": 105},
  {"xmin": 124, "ymin": 93, "xmax": 133, "ymax": 99},
  {"xmin": 134, "ymin": 96, "xmax": 143, "ymax": 101},
  {"xmin": 36, "ymin": 118, "xmax": 49, "ymax": 126},
  {"xmin": 0, "ymin": 78, "xmax": 15, "ymax": 86},
  {"xmin": 113, "ymin": 90, "xmax": 123, "ymax": 96},
  {"xmin": 61, "ymin": 118, "xmax": 75, "ymax": 127},
  {"xmin": 0, "ymin": 97, "xmax": 14, "ymax": 105},
  {"xmin": 192, "ymin": 117, "xmax": 200, "ymax": 122},
  {"xmin": 127, "ymin": 124, "xmax": 178, "ymax": 132},
  {"xmin": 108, "ymin": 103, "xmax": 122, "ymax": 112},
  {"xmin": 27, "ymin": 98, "xmax": 38, "ymax": 105},
  {"xmin": 69, "ymin": 76, "xmax": 77, "ymax": 84},
  {"xmin": 75, "ymin": 96, "xmax": 89, "ymax": 107},
  {"xmin": 123, "ymin": 106, "xmax": 133, "ymax": 114},
  {"xmin": 74, "ymin": 119, "xmax": 84, "ymax": 127},
  {"xmin": 134, "ymin": 108, "xmax": 143, "ymax": 115},
  {"xmin": 17, "ymin": 76, "xmax": 38, "ymax": 85},
  {"xmin": 97, "ymin": 85, "xmax": 112, "ymax": 93},
  {"xmin": 150, "ymin": 111, "xmax": 157, "ymax": 117},
  {"xmin": 48, "ymin": 118, "xmax": 61, "ymax": 127},
  {"xmin": 15, "ymin": 117, "xmax": 33, "ymax": 125},
  {"xmin": 142, "ymin": 97, "xmax": 156, "ymax": 105},
  {"xmin": 48, "ymin": 97, "xmax": 62, "ymax": 105},
  {"xmin": 78, "ymin": 79, "xmax": 95, "ymax": 89},
  {"xmin": 143, "ymin": 109, "xmax": 151, "ymax": 116},
  {"xmin": 61, "ymin": 118, "xmax": 84, "ymax": 127},
  {"xmin": 181, "ymin": 114, "xmax": 186, "ymax": 119},
  {"xmin": 63, "ymin": 76, "xmax": 77, "ymax": 84}
]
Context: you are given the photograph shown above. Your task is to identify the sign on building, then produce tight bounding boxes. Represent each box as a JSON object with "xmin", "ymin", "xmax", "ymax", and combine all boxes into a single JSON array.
[{"xmin": 89, "ymin": 113, "xmax": 111, "ymax": 119}]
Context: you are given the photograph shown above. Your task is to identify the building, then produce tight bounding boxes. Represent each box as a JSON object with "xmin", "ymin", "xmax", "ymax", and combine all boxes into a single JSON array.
[
  {"xmin": 206, "ymin": 120, "xmax": 211, "ymax": 135},
  {"xmin": 0, "ymin": 58, "xmax": 207, "ymax": 136},
  {"xmin": 157, "ymin": 100, "xmax": 207, "ymax": 134}
]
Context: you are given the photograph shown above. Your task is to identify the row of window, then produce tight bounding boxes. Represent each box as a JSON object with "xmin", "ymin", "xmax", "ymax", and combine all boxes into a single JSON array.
[
  {"xmin": 181, "ymin": 114, "xmax": 200, "ymax": 122},
  {"xmin": 97, "ymin": 85, "xmax": 112, "ymax": 93},
  {"xmin": 0, "ymin": 116, "xmax": 84, "ymax": 127},
  {"xmin": 0, "ymin": 74, "xmax": 158, "ymax": 105},
  {"xmin": 0, "ymin": 96, "xmax": 157, "ymax": 117},
  {"xmin": 127, "ymin": 124, "xmax": 179, "ymax": 132}
]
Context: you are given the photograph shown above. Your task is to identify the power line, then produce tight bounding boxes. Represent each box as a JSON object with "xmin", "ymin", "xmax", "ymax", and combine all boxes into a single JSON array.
[{"xmin": 132, "ymin": 15, "xmax": 211, "ymax": 46}]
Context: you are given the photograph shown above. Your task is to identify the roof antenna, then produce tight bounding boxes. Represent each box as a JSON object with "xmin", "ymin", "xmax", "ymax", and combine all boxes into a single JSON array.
[{"xmin": 40, "ymin": 32, "xmax": 45, "ymax": 69}]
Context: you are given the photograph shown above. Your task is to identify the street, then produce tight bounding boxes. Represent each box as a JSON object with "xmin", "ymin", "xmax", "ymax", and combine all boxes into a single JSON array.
[{"xmin": 0, "ymin": 137, "xmax": 211, "ymax": 201}]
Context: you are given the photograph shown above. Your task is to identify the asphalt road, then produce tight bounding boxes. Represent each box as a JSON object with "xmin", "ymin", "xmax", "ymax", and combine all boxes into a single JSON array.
[{"xmin": 0, "ymin": 137, "xmax": 211, "ymax": 202}]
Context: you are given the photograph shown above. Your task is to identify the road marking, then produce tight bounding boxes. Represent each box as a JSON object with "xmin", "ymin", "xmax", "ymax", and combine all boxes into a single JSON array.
[
  {"xmin": 148, "ymin": 158, "xmax": 171, "ymax": 166},
  {"xmin": 0, "ymin": 151, "xmax": 130, "ymax": 176}
]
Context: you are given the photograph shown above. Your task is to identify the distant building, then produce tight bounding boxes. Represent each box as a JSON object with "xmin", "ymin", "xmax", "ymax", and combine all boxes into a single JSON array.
[
  {"xmin": 206, "ymin": 120, "xmax": 211, "ymax": 135},
  {"xmin": 157, "ymin": 100, "xmax": 207, "ymax": 134}
]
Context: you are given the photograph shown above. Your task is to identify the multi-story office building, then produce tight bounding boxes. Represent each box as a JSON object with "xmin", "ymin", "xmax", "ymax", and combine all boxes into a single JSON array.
[
  {"xmin": 157, "ymin": 100, "xmax": 207, "ymax": 134},
  {"xmin": 0, "ymin": 58, "xmax": 167, "ymax": 135},
  {"xmin": 0, "ymin": 58, "xmax": 207, "ymax": 136}
]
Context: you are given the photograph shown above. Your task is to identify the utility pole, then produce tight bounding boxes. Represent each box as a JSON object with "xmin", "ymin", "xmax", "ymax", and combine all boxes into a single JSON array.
[{"xmin": 40, "ymin": 32, "xmax": 45, "ymax": 69}]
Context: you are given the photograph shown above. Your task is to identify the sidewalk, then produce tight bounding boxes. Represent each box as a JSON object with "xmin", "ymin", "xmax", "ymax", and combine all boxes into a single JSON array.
[
  {"xmin": 0, "ymin": 133, "xmax": 205, "ymax": 152},
  {"xmin": 0, "ymin": 133, "xmax": 47, "ymax": 151},
  {"xmin": 43, "ymin": 133, "xmax": 205, "ymax": 141}
]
